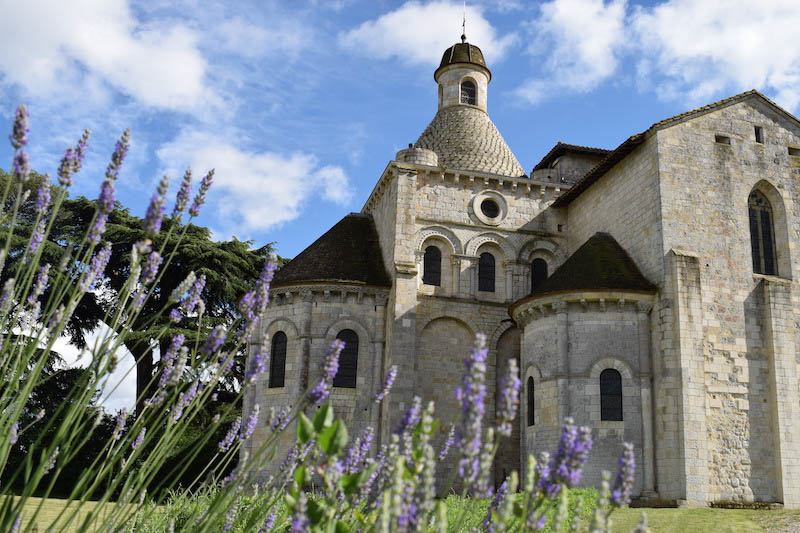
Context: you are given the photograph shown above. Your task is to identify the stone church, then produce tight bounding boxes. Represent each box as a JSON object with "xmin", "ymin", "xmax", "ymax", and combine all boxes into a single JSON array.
[{"xmin": 243, "ymin": 37, "xmax": 800, "ymax": 507}]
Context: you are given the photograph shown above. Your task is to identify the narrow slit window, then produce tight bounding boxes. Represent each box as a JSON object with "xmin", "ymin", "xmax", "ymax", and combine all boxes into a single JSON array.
[
  {"xmin": 749, "ymin": 190, "xmax": 777, "ymax": 276},
  {"xmin": 754, "ymin": 126, "xmax": 764, "ymax": 144},
  {"xmin": 478, "ymin": 252, "xmax": 495, "ymax": 292},
  {"xmin": 460, "ymin": 80, "xmax": 476, "ymax": 105},
  {"xmin": 715, "ymin": 134, "xmax": 731, "ymax": 145},
  {"xmin": 789, "ymin": 147, "xmax": 800, "ymax": 157},
  {"xmin": 527, "ymin": 377, "xmax": 535, "ymax": 426},
  {"xmin": 422, "ymin": 246, "xmax": 441, "ymax": 286},
  {"xmin": 600, "ymin": 369, "xmax": 623, "ymax": 421},
  {"xmin": 269, "ymin": 331, "xmax": 287, "ymax": 388},
  {"xmin": 334, "ymin": 329, "xmax": 358, "ymax": 388}
]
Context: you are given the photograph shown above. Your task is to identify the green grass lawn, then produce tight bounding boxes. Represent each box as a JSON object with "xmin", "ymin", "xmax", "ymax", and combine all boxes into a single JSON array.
[
  {"xmin": 5, "ymin": 496, "xmax": 136, "ymax": 533},
  {"xmin": 8, "ymin": 494, "xmax": 800, "ymax": 531}
]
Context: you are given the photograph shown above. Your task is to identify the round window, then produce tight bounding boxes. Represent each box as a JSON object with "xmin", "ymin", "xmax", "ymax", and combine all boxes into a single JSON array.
[{"xmin": 480, "ymin": 199, "xmax": 500, "ymax": 218}]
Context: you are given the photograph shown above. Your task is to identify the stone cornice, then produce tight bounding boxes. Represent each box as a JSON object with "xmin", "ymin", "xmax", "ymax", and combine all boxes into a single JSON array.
[
  {"xmin": 269, "ymin": 283, "xmax": 390, "ymax": 307},
  {"xmin": 509, "ymin": 290, "xmax": 656, "ymax": 327}
]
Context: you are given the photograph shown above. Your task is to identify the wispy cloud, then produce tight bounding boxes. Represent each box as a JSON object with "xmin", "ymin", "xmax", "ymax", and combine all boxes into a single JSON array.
[
  {"xmin": 156, "ymin": 129, "xmax": 353, "ymax": 237},
  {"xmin": 339, "ymin": 1, "xmax": 517, "ymax": 67}
]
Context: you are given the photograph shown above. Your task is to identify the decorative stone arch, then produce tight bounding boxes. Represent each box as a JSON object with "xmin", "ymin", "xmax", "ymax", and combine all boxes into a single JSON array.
[
  {"xmin": 588, "ymin": 357, "xmax": 634, "ymax": 380},
  {"xmin": 323, "ymin": 317, "xmax": 373, "ymax": 347},
  {"xmin": 489, "ymin": 321, "xmax": 517, "ymax": 354},
  {"xmin": 262, "ymin": 317, "xmax": 299, "ymax": 341},
  {"xmin": 416, "ymin": 225, "xmax": 462, "ymax": 255},
  {"xmin": 517, "ymin": 238, "xmax": 558, "ymax": 264},
  {"xmin": 259, "ymin": 317, "xmax": 301, "ymax": 394},
  {"xmin": 419, "ymin": 313, "xmax": 477, "ymax": 339},
  {"xmin": 322, "ymin": 317, "xmax": 374, "ymax": 392},
  {"xmin": 748, "ymin": 179, "xmax": 792, "ymax": 279},
  {"xmin": 466, "ymin": 232, "xmax": 515, "ymax": 260}
]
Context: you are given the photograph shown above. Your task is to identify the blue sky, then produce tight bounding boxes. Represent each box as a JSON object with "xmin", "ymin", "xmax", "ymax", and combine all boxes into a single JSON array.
[{"xmin": 2, "ymin": 0, "xmax": 799, "ymax": 410}]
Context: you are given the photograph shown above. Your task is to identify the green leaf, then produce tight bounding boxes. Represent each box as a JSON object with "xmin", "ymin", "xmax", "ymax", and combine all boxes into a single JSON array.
[
  {"xmin": 335, "ymin": 521, "xmax": 350, "ymax": 533},
  {"xmin": 340, "ymin": 465, "xmax": 375, "ymax": 495},
  {"xmin": 294, "ymin": 465, "xmax": 310, "ymax": 488},
  {"xmin": 318, "ymin": 419, "xmax": 349, "ymax": 456},
  {"xmin": 307, "ymin": 498, "xmax": 326, "ymax": 525},
  {"xmin": 297, "ymin": 412, "xmax": 315, "ymax": 444},
  {"xmin": 312, "ymin": 403, "xmax": 334, "ymax": 432}
]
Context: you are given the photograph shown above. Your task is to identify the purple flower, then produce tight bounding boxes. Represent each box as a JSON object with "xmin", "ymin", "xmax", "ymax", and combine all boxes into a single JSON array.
[
  {"xmin": 112, "ymin": 409, "xmax": 128, "ymax": 440},
  {"xmin": 484, "ymin": 479, "xmax": 508, "ymax": 532},
  {"xmin": 439, "ymin": 424, "xmax": 455, "ymax": 460},
  {"xmin": 10, "ymin": 422, "xmax": 18, "ymax": 444},
  {"xmin": 496, "ymin": 358, "xmax": 521, "ymax": 437},
  {"xmin": 13, "ymin": 150, "xmax": 30, "ymax": 181},
  {"xmin": 189, "ymin": 169, "xmax": 213, "ymax": 217},
  {"xmin": 269, "ymin": 406, "xmax": 291, "ymax": 432},
  {"xmin": 455, "ymin": 333, "xmax": 488, "ymax": 486},
  {"xmin": 181, "ymin": 275, "xmax": 206, "ymax": 316},
  {"xmin": 396, "ymin": 396, "xmax": 422, "ymax": 435},
  {"xmin": 169, "ymin": 272, "xmax": 196, "ymax": 303},
  {"xmin": 98, "ymin": 179, "xmax": 115, "ymax": 214},
  {"xmin": 87, "ymin": 212, "xmax": 108, "ymax": 245},
  {"xmin": 373, "ymin": 365, "xmax": 397, "ymax": 403},
  {"xmin": 201, "ymin": 325, "xmax": 226, "ymax": 357},
  {"xmin": 538, "ymin": 418, "xmax": 593, "ymax": 496},
  {"xmin": 246, "ymin": 345, "xmax": 270, "ymax": 384},
  {"xmin": 168, "ymin": 308, "xmax": 181, "ymax": 323},
  {"xmin": 10, "ymin": 513, "xmax": 20, "ymax": 533},
  {"xmin": 173, "ymin": 169, "xmax": 192, "ymax": 218},
  {"xmin": 132, "ymin": 428, "xmax": 146, "ymax": 450},
  {"xmin": 239, "ymin": 404, "xmax": 260, "ymax": 441},
  {"xmin": 259, "ymin": 512, "xmax": 277, "ymax": 533},
  {"xmin": 343, "ymin": 426, "xmax": 374, "ymax": 473},
  {"xmin": 9, "ymin": 104, "xmax": 28, "ymax": 149},
  {"xmin": 58, "ymin": 129, "xmax": 90, "ymax": 187},
  {"xmin": 291, "ymin": 492, "xmax": 310, "ymax": 533},
  {"xmin": 28, "ymin": 220, "xmax": 45, "ymax": 256},
  {"xmin": 143, "ymin": 175, "xmax": 169, "ymax": 236},
  {"xmin": 306, "ymin": 339, "xmax": 344, "ymax": 404},
  {"xmin": 171, "ymin": 381, "xmax": 200, "ymax": 422},
  {"xmin": 611, "ymin": 442, "xmax": 636, "ymax": 507},
  {"xmin": 79, "ymin": 243, "xmax": 111, "ymax": 291},
  {"xmin": 105, "ymin": 130, "xmax": 130, "ymax": 181},
  {"xmin": 141, "ymin": 251, "xmax": 162, "ymax": 285},
  {"xmin": 27, "ymin": 264, "xmax": 50, "ymax": 305},
  {"xmin": 219, "ymin": 417, "xmax": 242, "ymax": 452},
  {"xmin": 35, "ymin": 180, "xmax": 51, "ymax": 216}
]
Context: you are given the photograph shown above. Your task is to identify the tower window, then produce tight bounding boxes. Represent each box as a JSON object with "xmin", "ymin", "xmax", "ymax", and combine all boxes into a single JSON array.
[
  {"xmin": 478, "ymin": 252, "xmax": 495, "ymax": 292},
  {"xmin": 422, "ymin": 245, "xmax": 441, "ymax": 286},
  {"xmin": 269, "ymin": 331, "xmax": 287, "ymax": 388},
  {"xmin": 334, "ymin": 329, "xmax": 358, "ymax": 388},
  {"xmin": 460, "ymin": 80, "xmax": 476, "ymax": 105},
  {"xmin": 749, "ymin": 190, "xmax": 777, "ymax": 276},
  {"xmin": 531, "ymin": 258, "xmax": 548, "ymax": 293},
  {"xmin": 754, "ymin": 126, "xmax": 764, "ymax": 144},
  {"xmin": 600, "ymin": 369, "xmax": 623, "ymax": 421},
  {"xmin": 527, "ymin": 377, "xmax": 535, "ymax": 426}
]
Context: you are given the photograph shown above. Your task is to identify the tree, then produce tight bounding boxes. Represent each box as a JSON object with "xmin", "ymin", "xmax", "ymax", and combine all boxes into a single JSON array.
[{"xmin": 0, "ymin": 169, "xmax": 281, "ymax": 414}]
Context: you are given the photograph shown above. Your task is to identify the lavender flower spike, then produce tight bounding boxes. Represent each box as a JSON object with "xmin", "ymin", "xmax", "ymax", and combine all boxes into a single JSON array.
[
  {"xmin": 112, "ymin": 409, "xmax": 128, "ymax": 440},
  {"xmin": 105, "ymin": 129, "xmax": 130, "ymax": 182},
  {"xmin": 306, "ymin": 339, "xmax": 344, "ymax": 404},
  {"xmin": 189, "ymin": 169, "xmax": 214, "ymax": 217},
  {"xmin": 35, "ymin": 176, "xmax": 51, "ymax": 216},
  {"xmin": 611, "ymin": 442, "xmax": 636, "ymax": 507},
  {"xmin": 58, "ymin": 130, "xmax": 91, "ymax": 187},
  {"xmin": 239, "ymin": 404, "xmax": 260, "ymax": 441},
  {"xmin": 291, "ymin": 492, "xmax": 310, "ymax": 533},
  {"xmin": 9, "ymin": 104, "xmax": 28, "ymax": 149},
  {"xmin": 246, "ymin": 345, "xmax": 269, "ymax": 384},
  {"xmin": 219, "ymin": 417, "xmax": 242, "ymax": 452},
  {"xmin": 483, "ymin": 479, "xmax": 508, "ymax": 533},
  {"xmin": 455, "ymin": 333, "xmax": 488, "ymax": 486},
  {"xmin": 496, "ymin": 358, "xmax": 521, "ymax": 437},
  {"xmin": 173, "ymin": 168, "xmax": 192, "ymax": 218},
  {"xmin": 143, "ymin": 175, "xmax": 169, "ymax": 236},
  {"xmin": 538, "ymin": 418, "xmax": 593, "ymax": 497},
  {"xmin": 373, "ymin": 365, "xmax": 397, "ymax": 403},
  {"xmin": 13, "ymin": 149, "xmax": 30, "ymax": 181},
  {"xmin": 201, "ymin": 325, "xmax": 226, "ymax": 357},
  {"xmin": 132, "ymin": 427, "xmax": 146, "ymax": 450},
  {"xmin": 28, "ymin": 220, "xmax": 45, "ymax": 255},
  {"xmin": 438, "ymin": 424, "xmax": 455, "ymax": 460},
  {"xmin": 79, "ymin": 243, "xmax": 112, "ymax": 291},
  {"xmin": 9, "ymin": 422, "xmax": 18, "ymax": 444}
]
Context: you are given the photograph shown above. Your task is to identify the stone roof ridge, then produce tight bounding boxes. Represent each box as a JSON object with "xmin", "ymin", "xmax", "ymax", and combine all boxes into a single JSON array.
[
  {"xmin": 528, "ymin": 232, "xmax": 656, "ymax": 297},
  {"xmin": 414, "ymin": 106, "xmax": 526, "ymax": 178},
  {"xmin": 271, "ymin": 212, "xmax": 391, "ymax": 288},
  {"xmin": 532, "ymin": 142, "xmax": 612, "ymax": 171},
  {"xmin": 554, "ymin": 89, "xmax": 800, "ymax": 207}
]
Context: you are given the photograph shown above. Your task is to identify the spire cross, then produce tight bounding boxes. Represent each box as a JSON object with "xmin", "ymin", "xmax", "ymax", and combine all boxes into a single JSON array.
[{"xmin": 461, "ymin": 0, "xmax": 467, "ymax": 43}]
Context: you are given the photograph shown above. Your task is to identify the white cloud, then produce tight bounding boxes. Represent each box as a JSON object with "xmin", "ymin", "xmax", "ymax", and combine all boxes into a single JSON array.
[
  {"xmin": 631, "ymin": 0, "xmax": 800, "ymax": 110},
  {"xmin": 0, "ymin": 0, "xmax": 218, "ymax": 113},
  {"xmin": 514, "ymin": 0, "xmax": 627, "ymax": 104},
  {"xmin": 156, "ymin": 129, "xmax": 353, "ymax": 235},
  {"xmin": 213, "ymin": 16, "xmax": 310, "ymax": 59},
  {"xmin": 339, "ymin": 1, "xmax": 517, "ymax": 67}
]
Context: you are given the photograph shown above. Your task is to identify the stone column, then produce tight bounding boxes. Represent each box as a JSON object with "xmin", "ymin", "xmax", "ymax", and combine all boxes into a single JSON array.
[
  {"xmin": 637, "ymin": 300, "xmax": 657, "ymax": 498},
  {"xmin": 450, "ymin": 257, "xmax": 461, "ymax": 297},
  {"xmin": 553, "ymin": 301, "xmax": 570, "ymax": 421},
  {"xmin": 299, "ymin": 289, "xmax": 314, "ymax": 396},
  {"xmin": 373, "ymin": 293, "xmax": 388, "ymax": 448},
  {"xmin": 763, "ymin": 278, "xmax": 800, "ymax": 508}
]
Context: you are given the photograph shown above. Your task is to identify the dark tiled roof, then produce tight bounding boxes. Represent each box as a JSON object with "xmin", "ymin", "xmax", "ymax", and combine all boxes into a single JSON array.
[
  {"xmin": 553, "ymin": 90, "xmax": 800, "ymax": 207},
  {"xmin": 532, "ymin": 142, "xmax": 611, "ymax": 171},
  {"xmin": 272, "ymin": 213, "xmax": 391, "ymax": 288},
  {"xmin": 531, "ymin": 233, "xmax": 655, "ymax": 296},
  {"xmin": 435, "ymin": 42, "xmax": 490, "ymax": 80}
]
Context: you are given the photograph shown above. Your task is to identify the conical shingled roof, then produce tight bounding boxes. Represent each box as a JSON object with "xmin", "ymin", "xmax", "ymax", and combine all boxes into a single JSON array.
[
  {"xmin": 271, "ymin": 213, "xmax": 391, "ymax": 288},
  {"xmin": 532, "ymin": 233, "xmax": 656, "ymax": 296},
  {"xmin": 414, "ymin": 106, "xmax": 526, "ymax": 177}
]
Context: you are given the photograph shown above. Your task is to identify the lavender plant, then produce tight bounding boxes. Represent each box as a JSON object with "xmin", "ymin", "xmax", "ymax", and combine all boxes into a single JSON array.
[{"xmin": 0, "ymin": 106, "xmax": 645, "ymax": 532}]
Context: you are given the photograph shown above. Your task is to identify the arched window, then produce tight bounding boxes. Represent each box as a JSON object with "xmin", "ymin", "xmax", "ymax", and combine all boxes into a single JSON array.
[
  {"xmin": 460, "ymin": 80, "xmax": 476, "ymax": 105},
  {"xmin": 478, "ymin": 252, "xmax": 495, "ymax": 292},
  {"xmin": 269, "ymin": 331, "xmax": 287, "ymax": 388},
  {"xmin": 600, "ymin": 369, "xmax": 623, "ymax": 421},
  {"xmin": 527, "ymin": 377, "xmax": 535, "ymax": 426},
  {"xmin": 334, "ymin": 329, "xmax": 358, "ymax": 388},
  {"xmin": 749, "ymin": 190, "xmax": 777, "ymax": 276},
  {"xmin": 422, "ymin": 246, "xmax": 441, "ymax": 286},
  {"xmin": 531, "ymin": 258, "xmax": 548, "ymax": 293}
]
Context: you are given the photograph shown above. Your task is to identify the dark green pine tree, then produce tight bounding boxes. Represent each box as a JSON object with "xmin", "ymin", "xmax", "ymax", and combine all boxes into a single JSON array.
[{"xmin": 1, "ymin": 169, "xmax": 284, "ymax": 414}]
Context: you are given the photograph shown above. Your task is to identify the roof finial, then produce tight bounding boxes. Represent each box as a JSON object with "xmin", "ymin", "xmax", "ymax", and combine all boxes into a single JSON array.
[{"xmin": 461, "ymin": 0, "xmax": 467, "ymax": 43}]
